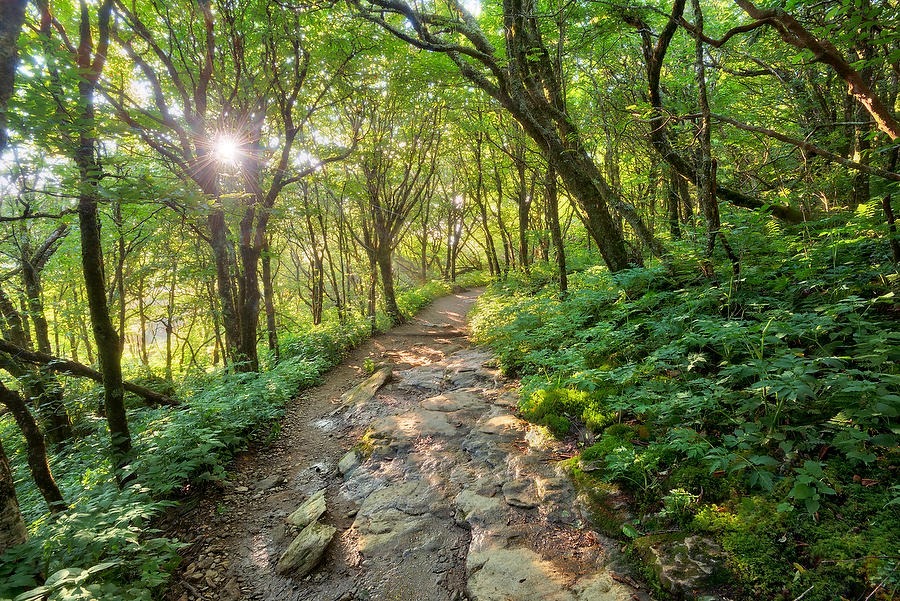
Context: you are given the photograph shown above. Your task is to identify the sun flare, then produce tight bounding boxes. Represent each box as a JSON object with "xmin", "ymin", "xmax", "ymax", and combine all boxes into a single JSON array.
[{"xmin": 214, "ymin": 135, "xmax": 240, "ymax": 164}]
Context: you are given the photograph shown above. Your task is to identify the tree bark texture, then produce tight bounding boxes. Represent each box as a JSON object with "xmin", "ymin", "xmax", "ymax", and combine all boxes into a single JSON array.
[
  {"xmin": 0, "ymin": 437, "xmax": 27, "ymax": 554},
  {"xmin": 0, "ymin": 382, "xmax": 66, "ymax": 512}
]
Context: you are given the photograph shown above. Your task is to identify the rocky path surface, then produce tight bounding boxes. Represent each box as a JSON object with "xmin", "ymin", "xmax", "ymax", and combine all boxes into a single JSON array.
[{"xmin": 165, "ymin": 290, "xmax": 649, "ymax": 601}]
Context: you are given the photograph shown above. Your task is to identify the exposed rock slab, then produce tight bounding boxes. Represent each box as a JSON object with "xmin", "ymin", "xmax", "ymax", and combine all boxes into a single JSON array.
[
  {"xmin": 455, "ymin": 489, "xmax": 507, "ymax": 528},
  {"xmin": 395, "ymin": 365, "xmax": 446, "ymax": 391},
  {"xmin": 466, "ymin": 547, "xmax": 574, "ymax": 601},
  {"xmin": 352, "ymin": 480, "xmax": 450, "ymax": 557},
  {"xmin": 535, "ymin": 476, "xmax": 575, "ymax": 504},
  {"xmin": 467, "ymin": 547, "xmax": 635, "ymax": 601},
  {"xmin": 571, "ymin": 573, "xmax": 635, "ymax": 601},
  {"xmin": 421, "ymin": 389, "xmax": 487, "ymax": 412},
  {"xmin": 275, "ymin": 521, "xmax": 336, "ymax": 577},
  {"xmin": 501, "ymin": 480, "xmax": 539, "ymax": 509},
  {"xmin": 477, "ymin": 412, "xmax": 523, "ymax": 436},
  {"xmin": 370, "ymin": 408, "xmax": 457, "ymax": 443}
]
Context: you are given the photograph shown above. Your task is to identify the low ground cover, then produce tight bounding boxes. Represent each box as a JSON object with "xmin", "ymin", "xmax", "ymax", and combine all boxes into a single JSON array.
[{"xmin": 471, "ymin": 210, "xmax": 900, "ymax": 600}]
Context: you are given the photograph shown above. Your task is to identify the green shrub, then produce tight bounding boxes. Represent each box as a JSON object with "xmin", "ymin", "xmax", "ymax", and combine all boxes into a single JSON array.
[{"xmin": 542, "ymin": 414, "xmax": 570, "ymax": 437}]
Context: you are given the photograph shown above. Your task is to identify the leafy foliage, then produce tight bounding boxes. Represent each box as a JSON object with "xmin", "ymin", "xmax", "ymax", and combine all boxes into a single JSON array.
[{"xmin": 471, "ymin": 211, "xmax": 900, "ymax": 600}]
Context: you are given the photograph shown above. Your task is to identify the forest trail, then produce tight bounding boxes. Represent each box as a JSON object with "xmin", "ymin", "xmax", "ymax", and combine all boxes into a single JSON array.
[{"xmin": 164, "ymin": 290, "xmax": 647, "ymax": 601}]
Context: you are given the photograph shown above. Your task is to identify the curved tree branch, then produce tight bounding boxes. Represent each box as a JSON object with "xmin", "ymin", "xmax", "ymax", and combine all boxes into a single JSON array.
[{"xmin": 0, "ymin": 339, "xmax": 180, "ymax": 407}]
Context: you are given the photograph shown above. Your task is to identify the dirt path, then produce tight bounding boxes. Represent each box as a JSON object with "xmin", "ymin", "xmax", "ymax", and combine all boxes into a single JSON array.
[{"xmin": 165, "ymin": 290, "xmax": 648, "ymax": 601}]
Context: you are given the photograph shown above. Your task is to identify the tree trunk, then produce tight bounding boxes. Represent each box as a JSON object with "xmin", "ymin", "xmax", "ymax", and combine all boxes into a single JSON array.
[
  {"xmin": 235, "ymin": 218, "xmax": 261, "ymax": 372},
  {"xmin": 20, "ymin": 262, "xmax": 72, "ymax": 442},
  {"xmin": 849, "ymin": 33, "xmax": 874, "ymax": 211},
  {"xmin": 137, "ymin": 274, "xmax": 149, "ymax": 366},
  {"xmin": 477, "ymin": 193, "xmax": 500, "ymax": 278},
  {"xmin": 165, "ymin": 258, "xmax": 177, "ymax": 382},
  {"xmin": 692, "ymin": 0, "xmax": 720, "ymax": 258},
  {"xmin": 18, "ymin": 294, "xmax": 31, "ymax": 349},
  {"xmin": 692, "ymin": 0, "xmax": 739, "ymax": 276},
  {"xmin": 0, "ymin": 0, "xmax": 27, "ymax": 151},
  {"xmin": 0, "ymin": 284, "xmax": 72, "ymax": 443},
  {"xmin": 77, "ymin": 186, "xmax": 132, "ymax": 473},
  {"xmin": 209, "ymin": 210, "xmax": 241, "ymax": 367},
  {"xmin": 69, "ymin": 2, "xmax": 131, "ymax": 473},
  {"xmin": 205, "ymin": 277, "xmax": 224, "ymax": 367},
  {"xmin": 667, "ymin": 167, "xmax": 682, "ymax": 239},
  {"xmin": 311, "ymin": 251, "xmax": 324, "ymax": 325},
  {"xmin": 0, "ymin": 437, "xmax": 26, "ymax": 554},
  {"xmin": 74, "ymin": 287, "xmax": 95, "ymax": 365},
  {"xmin": 376, "ymin": 243, "xmax": 401, "ymax": 325},
  {"xmin": 494, "ymin": 165, "xmax": 513, "ymax": 274},
  {"xmin": 515, "ymin": 155, "xmax": 531, "ymax": 270},
  {"xmin": 450, "ymin": 213, "xmax": 461, "ymax": 282},
  {"xmin": 883, "ymin": 149, "xmax": 900, "ymax": 263},
  {"xmin": 262, "ymin": 241, "xmax": 278, "ymax": 360},
  {"xmin": 367, "ymin": 248, "xmax": 377, "ymax": 335},
  {"xmin": 74, "ymin": 21, "xmax": 133, "ymax": 472},
  {"xmin": 114, "ymin": 199, "xmax": 126, "ymax": 352},
  {"xmin": 545, "ymin": 165, "xmax": 567, "ymax": 293},
  {"xmin": 0, "ymin": 382, "xmax": 65, "ymax": 512}
]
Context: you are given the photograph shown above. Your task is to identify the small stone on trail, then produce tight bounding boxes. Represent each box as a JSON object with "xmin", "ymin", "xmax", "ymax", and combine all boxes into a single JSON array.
[
  {"xmin": 255, "ymin": 474, "xmax": 284, "ymax": 491},
  {"xmin": 221, "ymin": 577, "xmax": 241, "ymax": 601},
  {"xmin": 338, "ymin": 450, "xmax": 360, "ymax": 475}
]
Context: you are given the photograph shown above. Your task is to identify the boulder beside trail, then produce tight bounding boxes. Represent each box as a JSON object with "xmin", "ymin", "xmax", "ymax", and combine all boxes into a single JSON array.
[
  {"xmin": 340, "ymin": 367, "xmax": 392, "ymax": 406},
  {"xmin": 632, "ymin": 534, "xmax": 728, "ymax": 600},
  {"xmin": 286, "ymin": 489, "xmax": 327, "ymax": 529},
  {"xmin": 275, "ymin": 521, "xmax": 337, "ymax": 577}
]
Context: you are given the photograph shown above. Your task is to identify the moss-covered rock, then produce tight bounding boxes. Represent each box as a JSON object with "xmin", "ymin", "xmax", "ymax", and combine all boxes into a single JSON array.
[{"xmin": 632, "ymin": 533, "xmax": 729, "ymax": 600}]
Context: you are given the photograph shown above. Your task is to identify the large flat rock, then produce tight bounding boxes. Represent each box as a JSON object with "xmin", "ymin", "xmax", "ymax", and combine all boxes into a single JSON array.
[
  {"xmin": 455, "ymin": 489, "xmax": 507, "ymax": 528},
  {"xmin": 466, "ymin": 547, "xmax": 573, "ymax": 601},
  {"xmin": 352, "ymin": 480, "xmax": 450, "ymax": 557},
  {"xmin": 467, "ymin": 547, "xmax": 633, "ymax": 601},
  {"xmin": 421, "ymin": 389, "xmax": 487, "ymax": 412},
  {"xmin": 501, "ymin": 480, "xmax": 539, "ymax": 509},
  {"xmin": 395, "ymin": 365, "xmax": 446, "ymax": 391},
  {"xmin": 370, "ymin": 408, "xmax": 458, "ymax": 444},
  {"xmin": 477, "ymin": 411, "xmax": 523, "ymax": 436}
]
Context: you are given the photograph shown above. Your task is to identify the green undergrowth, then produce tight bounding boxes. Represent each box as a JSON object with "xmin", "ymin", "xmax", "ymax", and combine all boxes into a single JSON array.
[
  {"xmin": 0, "ymin": 277, "xmax": 470, "ymax": 601},
  {"xmin": 471, "ymin": 209, "xmax": 900, "ymax": 601}
]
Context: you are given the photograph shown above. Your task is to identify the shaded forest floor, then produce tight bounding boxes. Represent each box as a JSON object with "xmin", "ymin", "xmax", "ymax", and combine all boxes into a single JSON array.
[{"xmin": 162, "ymin": 289, "xmax": 645, "ymax": 601}]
